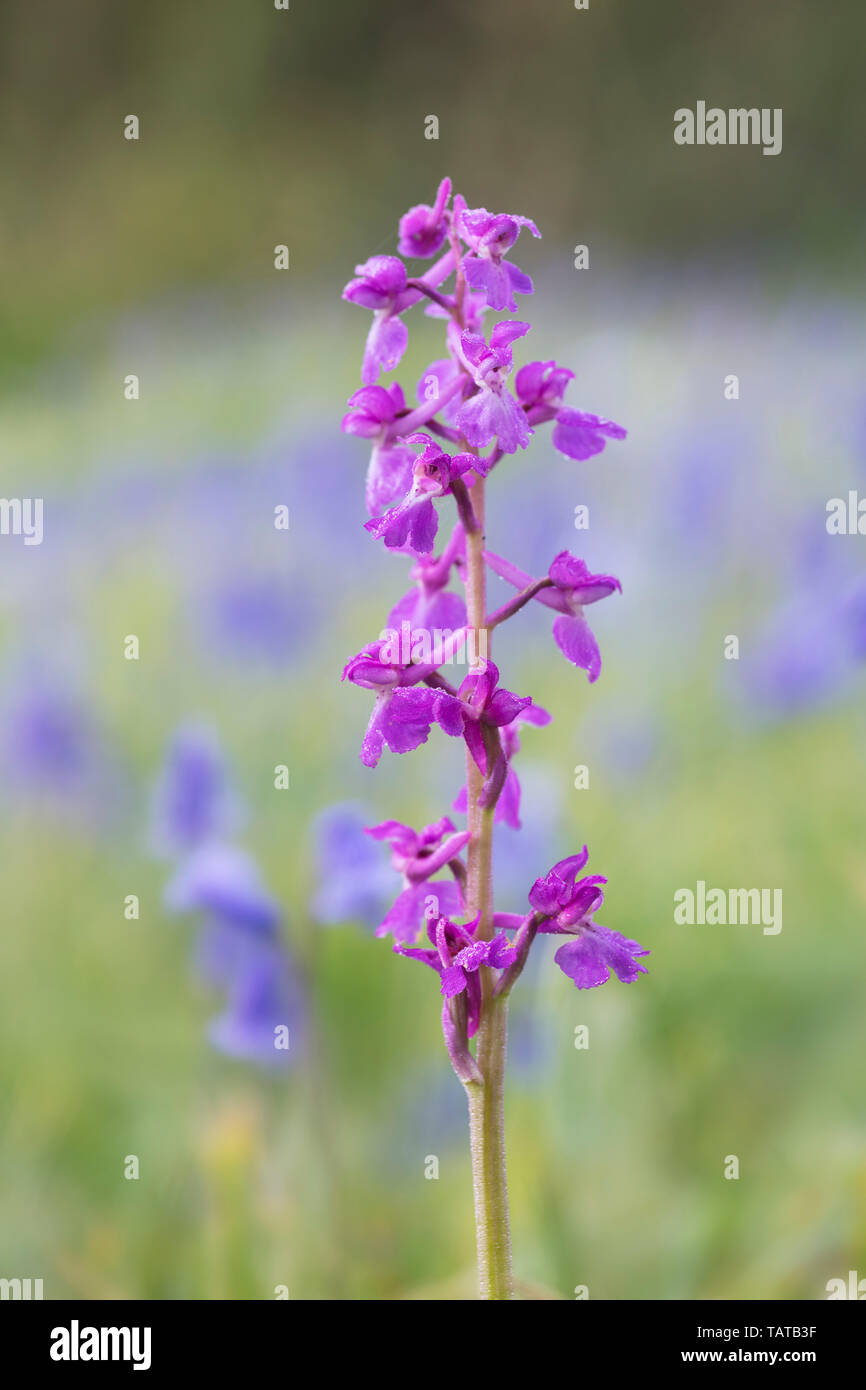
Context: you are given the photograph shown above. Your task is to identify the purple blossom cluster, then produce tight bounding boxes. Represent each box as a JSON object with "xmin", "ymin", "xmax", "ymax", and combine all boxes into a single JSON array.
[
  {"xmin": 152, "ymin": 724, "xmax": 303, "ymax": 1067},
  {"xmin": 339, "ymin": 179, "xmax": 648, "ymax": 1079}
]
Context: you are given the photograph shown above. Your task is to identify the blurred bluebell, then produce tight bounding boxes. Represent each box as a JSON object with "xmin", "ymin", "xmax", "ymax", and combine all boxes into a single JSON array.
[
  {"xmin": 165, "ymin": 843, "xmax": 281, "ymax": 934},
  {"xmin": 154, "ymin": 724, "xmax": 305, "ymax": 1070},
  {"xmin": 150, "ymin": 722, "xmax": 239, "ymax": 857},
  {"xmin": 664, "ymin": 420, "xmax": 744, "ymax": 574},
  {"xmin": 207, "ymin": 939, "xmax": 305, "ymax": 1069},
  {"xmin": 841, "ymin": 574, "xmax": 866, "ymax": 660},
  {"xmin": 309, "ymin": 802, "xmax": 394, "ymax": 927},
  {"xmin": 194, "ymin": 572, "xmax": 306, "ymax": 669},
  {"xmin": 740, "ymin": 597, "xmax": 851, "ymax": 718},
  {"xmin": 0, "ymin": 665, "xmax": 122, "ymax": 824},
  {"xmin": 3, "ymin": 673, "xmax": 93, "ymax": 790}
]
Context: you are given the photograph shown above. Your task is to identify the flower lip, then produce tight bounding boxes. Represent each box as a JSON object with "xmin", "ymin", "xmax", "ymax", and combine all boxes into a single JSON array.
[
  {"xmin": 552, "ymin": 408, "xmax": 627, "ymax": 461},
  {"xmin": 554, "ymin": 925, "xmax": 649, "ymax": 990},
  {"xmin": 454, "ymin": 323, "xmax": 533, "ymax": 453}
]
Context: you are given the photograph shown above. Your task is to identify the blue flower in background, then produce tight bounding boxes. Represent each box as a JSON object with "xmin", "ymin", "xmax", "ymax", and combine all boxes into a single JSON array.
[
  {"xmin": 665, "ymin": 421, "xmax": 744, "ymax": 569},
  {"xmin": 4, "ymin": 677, "xmax": 93, "ymax": 789},
  {"xmin": 310, "ymin": 802, "xmax": 394, "ymax": 927},
  {"xmin": 0, "ymin": 664, "xmax": 123, "ymax": 825},
  {"xmin": 741, "ymin": 598, "xmax": 852, "ymax": 718},
  {"xmin": 208, "ymin": 940, "xmax": 306, "ymax": 1068},
  {"xmin": 196, "ymin": 573, "xmax": 305, "ymax": 668},
  {"xmin": 150, "ymin": 723, "xmax": 239, "ymax": 856},
  {"xmin": 730, "ymin": 503, "xmax": 864, "ymax": 721},
  {"xmin": 165, "ymin": 843, "xmax": 280, "ymax": 933},
  {"xmin": 842, "ymin": 574, "xmax": 866, "ymax": 660},
  {"xmin": 153, "ymin": 724, "xmax": 304, "ymax": 1068}
]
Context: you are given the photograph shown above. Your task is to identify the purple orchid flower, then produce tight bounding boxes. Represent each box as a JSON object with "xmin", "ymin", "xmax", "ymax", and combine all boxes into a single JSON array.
[
  {"xmin": 512, "ymin": 360, "xmax": 575, "ymax": 424},
  {"xmin": 458, "ymin": 206, "xmax": 541, "ymax": 312},
  {"xmin": 514, "ymin": 360, "xmax": 627, "ymax": 461},
  {"xmin": 455, "ymin": 321, "xmax": 532, "ymax": 454},
  {"xmin": 342, "ymin": 631, "xmax": 464, "ymax": 692},
  {"xmin": 366, "ymin": 815, "xmax": 469, "ymax": 944},
  {"xmin": 341, "ymin": 383, "xmax": 416, "ymax": 515},
  {"xmin": 433, "ymin": 659, "xmax": 532, "ymax": 776},
  {"xmin": 486, "ymin": 548, "xmax": 621, "ymax": 682},
  {"xmin": 342, "ymin": 633, "xmax": 465, "ymax": 768},
  {"xmin": 398, "ymin": 177, "xmax": 452, "ymax": 258},
  {"xmin": 342, "ymin": 380, "xmax": 468, "ymax": 515},
  {"xmin": 528, "ymin": 849, "xmax": 649, "ymax": 989},
  {"xmin": 397, "ymin": 912, "xmax": 517, "ymax": 1037},
  {"xmin": 342, "ymin": 254, "xmax": 414, "ymax": 384},
  {"xmin": 340, "ymin": 183, "xmax": 641, "ymax": 1296},
  {"xmin": 364, "ymin": 435, "xmax": 477, "ymax": 556},
  {"xmin": 343, "ymin": 250, "xmax": 455, "ymax": 385}
]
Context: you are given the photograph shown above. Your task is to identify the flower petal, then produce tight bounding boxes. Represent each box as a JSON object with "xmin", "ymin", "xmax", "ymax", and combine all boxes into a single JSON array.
[
  {"xmin": 552, "ymin": 612, "xmax": 602, "ymax": 682},
  {"xmin": 552, "ymin": 408, "xmax": 627, "ymax": 461},
  {"xmin": 554, "ymin": 925, "xmax": 649, "ymax": 989}
]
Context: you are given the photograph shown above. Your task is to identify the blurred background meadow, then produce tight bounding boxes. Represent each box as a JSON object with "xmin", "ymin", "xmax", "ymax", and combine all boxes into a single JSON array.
[{"xmin": 1, "ymin": 0, "xmax": 865, "ymax": 1300}]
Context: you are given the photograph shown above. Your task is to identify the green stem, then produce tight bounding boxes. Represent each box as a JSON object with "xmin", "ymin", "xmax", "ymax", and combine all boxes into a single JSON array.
[
  {"xmin": 465, "ymin": 986, "xmax": 513, "ymax": 1298},
  {"xmin": 461, "ymin": 478, "xmax": 514, "ymax": 1300}
]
